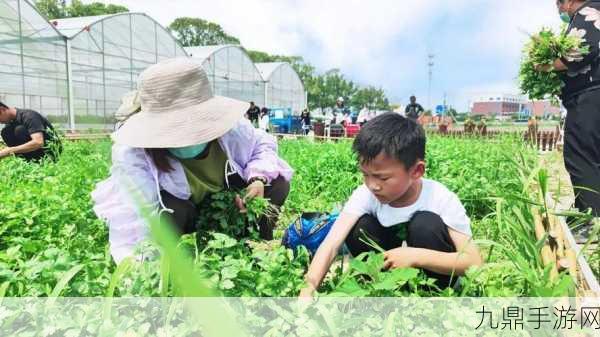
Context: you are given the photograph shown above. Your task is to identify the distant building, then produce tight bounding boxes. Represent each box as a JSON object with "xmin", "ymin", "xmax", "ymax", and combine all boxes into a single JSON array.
[
  {"xmin": 470, "ymin": 94, "xmax": 526, "ymax": 116},
  {"xmin": 528, "ymin": 100, "xmax": 562, "ymax": 118},
  {"xmin": 470, "ymin": 93, "xmax": 561, "ymax": 118}
]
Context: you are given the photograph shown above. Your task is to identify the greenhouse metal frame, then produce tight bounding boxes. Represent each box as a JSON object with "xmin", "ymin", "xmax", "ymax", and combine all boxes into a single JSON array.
[
  {"xmin": 0, "ymin": 0, "xmax": 187, "ymax": 130},
  {"xmin": 256, "ymin": 62, "xmax": 307, "ymax": 115},
  {"xmin": 186, "ymin": 45, "xmax": 266, "ymax": 108},
  {"xmin": 1, "ymin": 0, "xmax": 307, "ymax": 130}
]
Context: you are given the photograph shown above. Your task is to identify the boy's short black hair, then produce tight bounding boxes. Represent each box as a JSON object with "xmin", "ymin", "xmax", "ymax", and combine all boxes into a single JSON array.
[
  {"xmin": 352, "ymin": 112, "xmax": 426, "ymax": 168},
  {"xmin": 0, "ymin": 101, "xmax": 7, "ymax": 109}
]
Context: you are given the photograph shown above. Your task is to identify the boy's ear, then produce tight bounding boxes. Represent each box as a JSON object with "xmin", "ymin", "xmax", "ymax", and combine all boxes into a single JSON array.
[{"xmin": 410, "ymin": 160, "xmax": 426, "ymax": 179}]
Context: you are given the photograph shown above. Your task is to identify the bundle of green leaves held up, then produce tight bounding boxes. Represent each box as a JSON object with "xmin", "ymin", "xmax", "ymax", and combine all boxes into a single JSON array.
[{"xmin": 519, "ymin": 26, "xmax": 589, "ymax": 105}]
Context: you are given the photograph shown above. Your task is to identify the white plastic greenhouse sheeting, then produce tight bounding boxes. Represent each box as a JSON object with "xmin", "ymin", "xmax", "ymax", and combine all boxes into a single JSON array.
[
  {"xmin": 0, "ymin": 0, "xmax": 186, "ymax": 130},
  {"xmin": 0, "ymin": 0, "xmax": 306, "ymax": 130},
  {"xmin": 256, "ymin": 62, "xmax": 306, "ymax": 115},
  {"xmin": 186, "ymin": 45, "xmax": 266, "ymax": 107}
]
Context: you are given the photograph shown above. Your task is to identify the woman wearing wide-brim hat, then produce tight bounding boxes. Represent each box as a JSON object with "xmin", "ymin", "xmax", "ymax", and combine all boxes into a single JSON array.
[{"xmin": 92, "ymin": 58, "xmax": 293, "ymax": 263}]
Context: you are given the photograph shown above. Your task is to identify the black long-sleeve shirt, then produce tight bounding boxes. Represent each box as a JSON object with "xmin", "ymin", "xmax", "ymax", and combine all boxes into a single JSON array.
[{"xmin": 560, "ymin": 0, "xmax": 600, "ymax": 100}]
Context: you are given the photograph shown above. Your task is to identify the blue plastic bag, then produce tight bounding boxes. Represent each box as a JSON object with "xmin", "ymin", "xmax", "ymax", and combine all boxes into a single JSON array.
[{"xmin": 282, "ymin": 212, "xmax": 339, "ymax": 256}]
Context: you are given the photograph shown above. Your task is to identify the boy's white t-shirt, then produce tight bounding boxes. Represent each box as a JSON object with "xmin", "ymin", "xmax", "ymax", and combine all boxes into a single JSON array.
[{"xmin": 343, "ymin": 178, "xmax": 472, "ymax": 236}]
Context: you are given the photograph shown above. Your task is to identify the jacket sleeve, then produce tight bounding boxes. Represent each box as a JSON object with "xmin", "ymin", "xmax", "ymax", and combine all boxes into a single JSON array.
[
  {"xmin": 111, "ymin": 144, "xmax": 161, "ymax": 213},
  {"xmin": 238, "ymin": 120, "xmax": 294, "ymax": 183},
  {"xmin": 91, "ymin": 144, "xmax": 159, "ymax": 263},
  {"xmin": 560, "ymin": 8, "xmax": 600, "ymax": 74}
]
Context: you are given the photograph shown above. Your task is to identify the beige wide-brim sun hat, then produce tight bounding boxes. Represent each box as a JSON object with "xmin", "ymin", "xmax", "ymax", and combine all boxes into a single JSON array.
[{"xmin": 113, "ymin": 57, "xmax": 248, "ymax": 148}]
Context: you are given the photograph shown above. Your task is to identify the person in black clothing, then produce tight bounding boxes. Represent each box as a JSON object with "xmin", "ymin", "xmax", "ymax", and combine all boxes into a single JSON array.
[
  {"xmin": 405, "ymin": 96, "xmax": 424, "ymax": 121},
  {"xmin": 300, "ymin": 109, "xmax": 311, "ymax": 135},
  {"xmin": 541, "ymin": 0, "xmax": 600, "ymax": 241},
  {"xmin": 0, "ymin": 101, "xmax": 61, "ymax": 162},
  {"xmin": 245, "ymin": 101, "xmax": 260, "ymax": 126}
]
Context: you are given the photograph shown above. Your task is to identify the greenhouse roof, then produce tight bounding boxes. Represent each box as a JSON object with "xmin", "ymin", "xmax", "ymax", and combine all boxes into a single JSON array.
[
  {"xmin": 53, "ymin": 12, "xmax": 155, "ymax": 39},
  {"xmin": 0, "ymin": 0, "xmax": 64, "ymax": 45},
  {"xmin": 255, "ymin": 62, "xmax": 287, "ymax": 81},
  {"xmin": 185, "ymin": 45, "xmax": 241, "ymax": 61}
]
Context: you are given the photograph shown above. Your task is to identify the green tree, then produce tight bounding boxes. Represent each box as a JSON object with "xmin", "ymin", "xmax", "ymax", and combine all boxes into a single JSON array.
[
  {"xmin": 246, "ymin": 50, "xmax": 302, "ymax": 64},
  {"xmin": 67, "ymin": 0, "xmax": 128, "ymax": 17},
  {"xmin": 246, "ymin": 49, "xmax": 393, "ymax": 112},
  {"xmin": 246, "ymin": 50, "xmax": 314, "ymax": 86},
  {"xmin": 351, "ymin": 86, "xmax": 390, "ymax": 110},
  {"xmin": 35, "ymin": 0, "xmax": 128, "ymax": 19},
  {"xmin": 168, "ymin": 17, "xmax": 240, "ymax": 47},
  {"xmin": 308, "ymin": 69, "xmax": 357, "ymax": 110},
  {"xmin": 35, "ymin": 0, "xmax": 67, "ymax": 19}
]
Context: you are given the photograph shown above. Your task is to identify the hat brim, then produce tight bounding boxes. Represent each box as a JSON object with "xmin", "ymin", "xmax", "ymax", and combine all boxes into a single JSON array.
[{"xmin": 113, "ymin": 95, "xmax": 248, "ymax": 148}]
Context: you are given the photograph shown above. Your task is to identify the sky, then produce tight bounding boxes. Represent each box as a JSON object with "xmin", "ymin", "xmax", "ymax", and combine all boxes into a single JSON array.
[{"xmin": 83, "ymin": 0, "xmax": 564, "ymax": 111}]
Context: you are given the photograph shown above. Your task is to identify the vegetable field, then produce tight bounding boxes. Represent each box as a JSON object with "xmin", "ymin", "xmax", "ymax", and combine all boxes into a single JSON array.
[{"xmin": 0, "ymin": 135, "xmax": 581, "ymax": 297}]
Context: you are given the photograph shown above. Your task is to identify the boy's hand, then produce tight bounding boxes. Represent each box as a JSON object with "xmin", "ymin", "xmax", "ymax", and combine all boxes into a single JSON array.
[
  {"xmin": 299, "ymin": 284, "xmax": 315, "ymax": 298},
  {"xmin": 383, "ymin": 247, "xmax": 421, "ymax": 270}
]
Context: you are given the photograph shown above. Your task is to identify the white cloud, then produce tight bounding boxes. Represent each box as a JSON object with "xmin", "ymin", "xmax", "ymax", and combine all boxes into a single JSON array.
[
  {"xmin": 84, "ymin": 0, "xmax": 567, "ymax": 110},
  {"xmin": 472, "ymin": 0, "xmax": 562, "ymax": 59}
]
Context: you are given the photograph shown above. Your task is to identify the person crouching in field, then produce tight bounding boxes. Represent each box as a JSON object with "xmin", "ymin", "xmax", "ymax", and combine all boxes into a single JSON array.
[
  {"xmin": 92, "ymin": 58, "xmax": 293, "ymax": 263},
  {"xmin": 0, "ymin": 101, "xmax": 61, "ymax": 162},
  {"xmin": 299, "ymin": 113, "xmax": 483, "ymax": 297}
]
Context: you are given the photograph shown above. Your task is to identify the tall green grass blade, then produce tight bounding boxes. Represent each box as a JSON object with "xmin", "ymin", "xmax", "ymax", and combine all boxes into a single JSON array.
[{"xmin": 49, "ymin": 264, "xmax": 83, "ymax": 299}]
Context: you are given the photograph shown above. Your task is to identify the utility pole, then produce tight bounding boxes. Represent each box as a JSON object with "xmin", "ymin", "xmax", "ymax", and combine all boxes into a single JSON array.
[
  {"xmin": 443, "ymin": 92, "xmax": 447, "ymax": 117},
  {"xmin": 428, "ymin": 53, "xmax": 435, "ymax": 111}
]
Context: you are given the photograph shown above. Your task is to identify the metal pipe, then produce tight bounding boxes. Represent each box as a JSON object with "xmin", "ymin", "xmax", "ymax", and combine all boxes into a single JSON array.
[
  {"xmin": 17, "ymin": 0, "xmax": 25, "ymax": 107},
  {"xmin": 65, "ymin": 38, "xmax": 75, "ymax": 131}
]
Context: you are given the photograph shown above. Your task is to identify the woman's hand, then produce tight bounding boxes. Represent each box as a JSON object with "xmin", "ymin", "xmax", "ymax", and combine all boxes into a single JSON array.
[
  {"xmin": 235, "ymin": 179, "xmax": 265, "ymax": 212},
  {"xmin": 534, "ymin": 63, "xmax": 553, "ymax": 72},
  {"xmin": 245, "ymin": 180, "xmax": 265, "ymax": 200},
  {"xmin": 535, "ymin": 59, "xmax": 567, "ymax": 72}
]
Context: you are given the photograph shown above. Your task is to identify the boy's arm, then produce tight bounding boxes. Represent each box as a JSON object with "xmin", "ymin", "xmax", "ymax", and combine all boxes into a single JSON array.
[
  {"xmin": 383, "ymin": 228, "xmax": 483, "ymax": 275},
  {"xmin": 300, "ymin": 212, "xmax": 360, "ymax": 297}
]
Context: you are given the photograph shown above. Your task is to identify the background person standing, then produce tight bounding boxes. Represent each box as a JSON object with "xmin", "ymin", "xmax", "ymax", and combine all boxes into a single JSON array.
[
  {"xmin": 405, "ymin": 95, "xmax": 425, "ymax": 121},
  {"xmin": 301, "ymin": 109, "xmax": 311, "ymax": 135},
  {"xmin": 246, "ymin": 101, "xmax": 260, "ymax": 126},
  {"xmin": 258, "ymin": 107, "xmax": 270, "ymax": 132}
]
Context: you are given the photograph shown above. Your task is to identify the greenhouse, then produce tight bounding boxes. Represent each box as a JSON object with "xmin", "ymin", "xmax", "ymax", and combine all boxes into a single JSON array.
[
  {"xmin": 256, "ymin": 62, "xmax": 306, "ymax": 114},
  {"xmin": 0, "ymin": 0, "xmax": 68, "ymax": 126},
  {"xmin": 0, "ymin": 0, "xmax": 186, "ymax": 130},
  {"xmin": 186, "ymin": 45, "xmax": 265, "ymax": 108}
]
